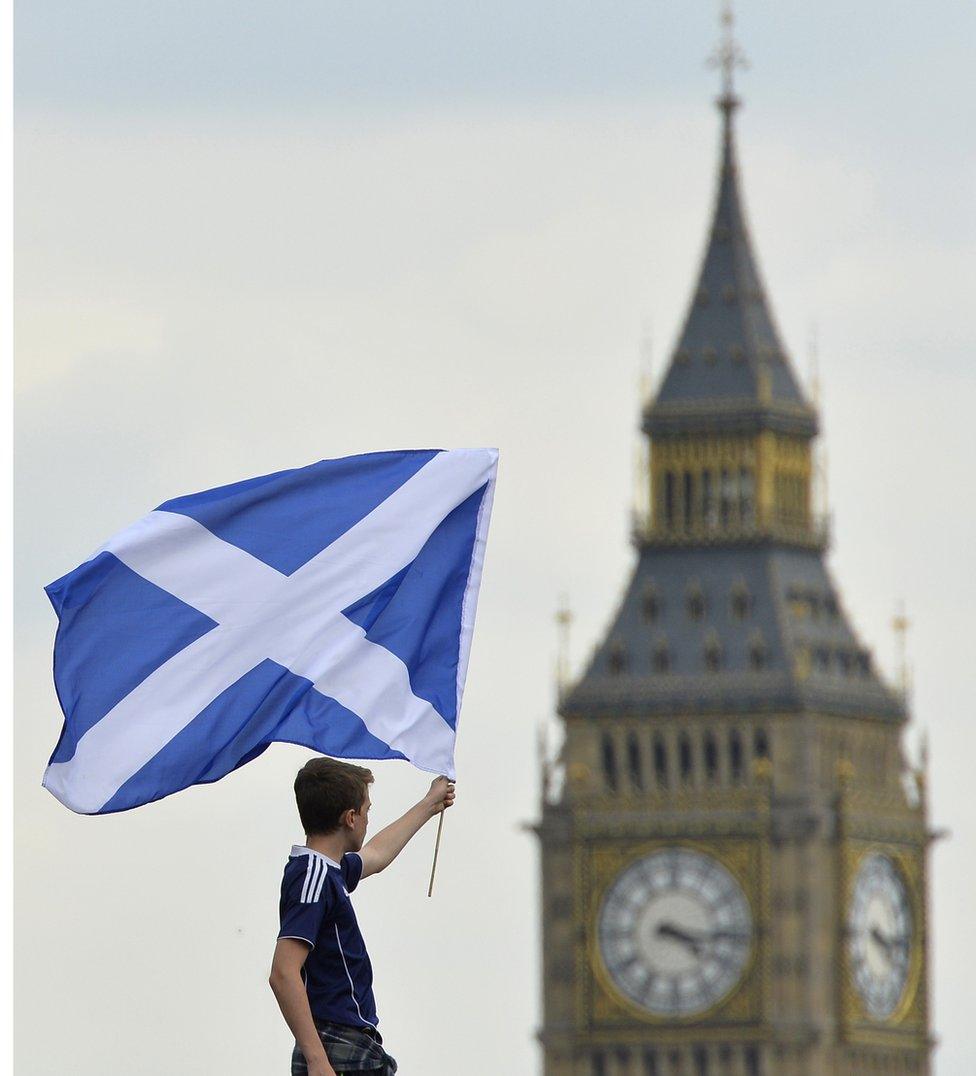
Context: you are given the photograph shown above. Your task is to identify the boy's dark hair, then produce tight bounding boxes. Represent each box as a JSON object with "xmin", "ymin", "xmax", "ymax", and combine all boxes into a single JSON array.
[{"xmin": 294, "ymin": 757, "xmax": 374, "ymax": 835}]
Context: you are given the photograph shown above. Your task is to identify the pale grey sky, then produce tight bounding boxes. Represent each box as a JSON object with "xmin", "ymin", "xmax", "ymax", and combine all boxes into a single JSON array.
[{"xmin": 14, "ymin": 3, "xmax": 976, "ymax": 1073}]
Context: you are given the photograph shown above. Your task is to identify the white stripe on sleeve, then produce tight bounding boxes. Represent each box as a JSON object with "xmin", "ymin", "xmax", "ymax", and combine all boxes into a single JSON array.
[
  {"xmin": 312, "ymin": 861, "xmax": 327, "ymax": 903},
  {"xmin": 301, "ymin": 856, "xmax": 320, "ymax": 903}
]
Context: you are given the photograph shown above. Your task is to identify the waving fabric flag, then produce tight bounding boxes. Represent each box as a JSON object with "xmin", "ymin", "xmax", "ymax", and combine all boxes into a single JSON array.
[{"xmin": 43, "ymin": 449, "xmax": 498, "ymax": 815}]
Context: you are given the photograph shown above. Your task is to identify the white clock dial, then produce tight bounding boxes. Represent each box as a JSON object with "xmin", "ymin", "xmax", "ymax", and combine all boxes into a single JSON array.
[
  {"xmin": 847, "ymin": 853, "xmax": 913, "ymax": 1019},
  {"xmin": 597, "ymin": 848, "xmax": 753, "ymax": 1017}
]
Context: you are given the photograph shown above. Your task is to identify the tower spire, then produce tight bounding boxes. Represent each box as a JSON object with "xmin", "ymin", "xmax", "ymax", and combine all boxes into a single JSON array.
[{"xmin": 645, "ymin": 1, "xmax": 815, "ymax": 443}]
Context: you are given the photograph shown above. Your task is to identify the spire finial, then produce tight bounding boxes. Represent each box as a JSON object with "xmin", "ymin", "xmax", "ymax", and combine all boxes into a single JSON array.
[
  {"xmin": 893, "ymin": 600, "xmax": 912, "ymax": 698},
  {"xmin": 555, "ymin": 596, "xmax": 573, "ymax": 698},
  {"xmin": 707, "ymin": 1, "xmax": 749, "ymax": 117}
]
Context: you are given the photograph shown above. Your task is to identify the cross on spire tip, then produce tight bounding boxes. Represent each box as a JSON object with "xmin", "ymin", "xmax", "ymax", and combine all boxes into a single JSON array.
[{"xmin": 707, "ymin": 0, "xmax": 749, "ymax": 117}]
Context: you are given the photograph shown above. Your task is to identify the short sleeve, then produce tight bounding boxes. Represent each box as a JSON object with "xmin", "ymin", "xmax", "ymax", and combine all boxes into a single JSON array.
[
  {"xmin": 278, "ymin": 857, "xmax": 333, "ymax": 947},
  {"xmin": 342, "ymin": 852, "xmax": 364, "ymax": 893}
]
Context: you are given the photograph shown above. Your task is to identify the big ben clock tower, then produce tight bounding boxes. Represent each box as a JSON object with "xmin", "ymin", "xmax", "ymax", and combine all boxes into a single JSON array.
[{"xmin": 536, "ymin": 14, "xmax": 933, "ymax": 1076}]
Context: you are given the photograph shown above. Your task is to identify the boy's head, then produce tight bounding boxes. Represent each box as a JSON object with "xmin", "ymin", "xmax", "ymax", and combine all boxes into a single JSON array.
[{"xmin": 294, "ymin": 757, "xmax": 373, "ymax": 850}]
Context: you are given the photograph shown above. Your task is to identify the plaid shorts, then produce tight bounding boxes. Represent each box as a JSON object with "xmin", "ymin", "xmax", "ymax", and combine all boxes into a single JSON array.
[{"xmin": 290, "ymin": 1021, "xmax": 398, "ymax": 1074}]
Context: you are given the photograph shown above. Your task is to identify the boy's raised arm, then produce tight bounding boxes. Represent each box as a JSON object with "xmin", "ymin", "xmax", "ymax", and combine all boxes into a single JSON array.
[{"xmin": 359, "ymin": 777, "xmax": 455, "ymax": 879}]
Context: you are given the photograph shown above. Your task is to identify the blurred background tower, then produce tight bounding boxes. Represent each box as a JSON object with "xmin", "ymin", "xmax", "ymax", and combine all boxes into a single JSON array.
[{"xmin": 535, "ymin": 9, "xmax": 932, "ymax": 1075}]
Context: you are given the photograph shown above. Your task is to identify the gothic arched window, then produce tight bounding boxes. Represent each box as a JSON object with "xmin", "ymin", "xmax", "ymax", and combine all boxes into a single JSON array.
[
  {"xmin": 731, "ymin": 582, "xmax": 751, "ymax": 620},
  {"xmin": 730, "ymin": 729, "xmax": 744, "ymax": 783},
  {"xmin": 653, "ymin": 639, "xmax": 671, "ymax": 673},
  {"xmin": 720, "ymin": 467, "xmax": 735, "ymax": 527},
  {"xmin": 664, "ymin": 472, "xmax": 676, "ymax": 530},
  {"xmin": 627, "ymin": 731, "xmax": 643, "ymax": 792},
  {"xmin": 702, "ymin": 469, "xmax": 717, "ymax": 529},
  {"xmin": 704, "ymin": 634, "xmax": 722, "ymax": 672},
  {"xmin": 775, "ymin": 472, "xmax": 787, "ymax": 523},
  {"xmin": 739, "ymin": 467, "xmax": 755, "ymax": 526},
  {"xmin": 683, "ymin": 471, "xmax": 695, "ymax": 529},
  {"xmin": 642, "ymin": 584, "xmax": 660, "ymax": 622},
  {"xmin": 653, "ymin": 734, "xmax": 668, "ymax": 788},
  {"xmin": 601, "ymin": 732, "xmax": 618, "ymax": 793},
  {"xmin": 608, "ymin": 641, "xmax": 626, "ymax": 675},
  {"xmin": 679, "ymin": 732, "xmax": 693, "ymax": 782},
  {"xmin": 704, "ymin": 731, "xmax": 719, "ymax": 783},
  {"xmin": 687, "ymin": 583, "xmax": 706, "ymax": 621},
  {"xmin": 754, "ymin": 728, "xmax": 770, "ymax": 760}
]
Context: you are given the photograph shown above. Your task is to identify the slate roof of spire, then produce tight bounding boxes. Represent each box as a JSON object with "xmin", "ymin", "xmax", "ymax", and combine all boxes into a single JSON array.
[
  {"xmin": 562, "ymin": 545, "xmax": 905, "ymax": 722},
  {"xmin": 645, "ymin": 98, "xmax": 818, "ymax": 438}
]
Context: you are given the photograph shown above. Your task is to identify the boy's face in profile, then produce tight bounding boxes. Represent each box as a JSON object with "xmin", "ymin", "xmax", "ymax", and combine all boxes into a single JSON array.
[{"xmin": 348, "ymin": 790, "xmax": 371, "ymax": 851}]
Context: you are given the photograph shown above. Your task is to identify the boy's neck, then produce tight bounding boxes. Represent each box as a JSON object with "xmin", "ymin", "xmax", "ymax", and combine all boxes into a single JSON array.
[{"xmin": 304, "ymin": 831, "xmax": 351, "ymax": 863}]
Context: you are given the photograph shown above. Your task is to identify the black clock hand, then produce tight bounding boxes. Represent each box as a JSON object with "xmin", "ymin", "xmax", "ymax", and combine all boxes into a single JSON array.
[
  {"xmin": 870, "ymin": 926, "xmax": 893, "ymax": 957},
  {"xmin": 708, "ymin": 928, "xmax": 750, "ymax": 942},
  {"xmin": 870, "ymin": 926, "xmax": 909, "ymax": 956},
  {"xmin": 657, "ymin": 923, "xmax": 749, "ymax": 955},
  {"xmin": 657, "ymin": 922, "xmax": 704, "ymax": 956}
]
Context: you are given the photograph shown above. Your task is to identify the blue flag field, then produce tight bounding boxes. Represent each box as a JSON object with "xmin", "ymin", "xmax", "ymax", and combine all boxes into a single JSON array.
[{"xmin": 42, "ymin": 448, "xmax": 498, "ymax": 814}]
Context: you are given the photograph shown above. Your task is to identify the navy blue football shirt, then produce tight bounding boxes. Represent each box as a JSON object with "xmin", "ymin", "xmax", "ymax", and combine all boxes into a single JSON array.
[{"xmin": 278, "ymin": 845, "xmax": 378, "ymax": 1029}]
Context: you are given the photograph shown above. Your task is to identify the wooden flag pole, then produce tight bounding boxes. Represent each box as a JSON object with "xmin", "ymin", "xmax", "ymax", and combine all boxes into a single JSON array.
[{"xmin": 427, "ymin": 807, "xmax": 446, "ymax": 898}]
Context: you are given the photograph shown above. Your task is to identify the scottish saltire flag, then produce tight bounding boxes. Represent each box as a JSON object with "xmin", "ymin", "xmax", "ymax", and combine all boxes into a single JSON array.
[{"xmin": 43, "ymin": 449, "xmax": 498, "ymax": 815}]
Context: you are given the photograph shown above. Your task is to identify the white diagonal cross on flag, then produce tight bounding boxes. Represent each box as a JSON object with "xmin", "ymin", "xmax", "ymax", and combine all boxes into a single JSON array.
[{"xmin": 44, "ymin": 450, "xmax": 495, "ymax": 813}]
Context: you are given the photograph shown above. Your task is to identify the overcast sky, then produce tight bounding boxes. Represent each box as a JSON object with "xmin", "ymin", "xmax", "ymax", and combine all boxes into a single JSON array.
[{"xmin": 14, "ymin": 3, "xmax": 976, "ymax": 1073}]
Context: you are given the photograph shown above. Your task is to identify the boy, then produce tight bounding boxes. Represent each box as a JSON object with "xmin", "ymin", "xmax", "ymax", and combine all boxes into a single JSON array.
[{"xmin": 269, "ymin": 757, "xmax": 455, "ymax": 1075}]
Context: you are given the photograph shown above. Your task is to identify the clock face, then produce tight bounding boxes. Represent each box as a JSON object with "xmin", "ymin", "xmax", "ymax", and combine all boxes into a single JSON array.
[
  {"xmin": 847, "ymin": 853, "xmax": 913, "ymax": 1020},
  {"xmin": 597, "ymin": 848, "xmax": 753, "ymax": 1017}
]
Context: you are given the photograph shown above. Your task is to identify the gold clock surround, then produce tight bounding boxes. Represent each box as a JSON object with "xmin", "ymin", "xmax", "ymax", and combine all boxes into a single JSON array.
[
  {"xmin": 583, "ymin": 838, "xmax": 764, "ymax": 1029},
  {"xmin": 840, "ymin": 843, "xmax": 926, "ymax": 1039}
]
